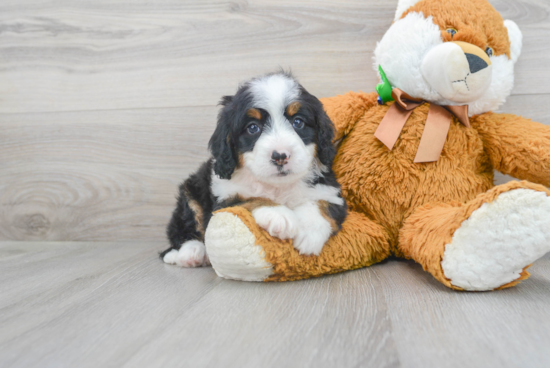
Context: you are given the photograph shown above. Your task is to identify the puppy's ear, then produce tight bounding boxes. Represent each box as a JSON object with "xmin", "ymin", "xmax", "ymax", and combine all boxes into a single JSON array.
[
  {"xmin": 219, "ymin": 95, "xmax": 234, "ymax": 106},
  {"xmin": 314, "ymin": 100, "xmax": 336, "ymax": 168},
  {"xmin": 209, "ymin": 104, "xmax": 238, "ymax": 180}
]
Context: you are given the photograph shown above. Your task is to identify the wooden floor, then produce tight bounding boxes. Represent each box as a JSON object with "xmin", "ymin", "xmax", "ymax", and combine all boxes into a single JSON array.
[
  {"xmin": 1, "ymin": 241, "xmax": 550, "ymax": 368},
  {"xmin": 2, "ymin": 0, "xmax": 550, "ymax": 367}
]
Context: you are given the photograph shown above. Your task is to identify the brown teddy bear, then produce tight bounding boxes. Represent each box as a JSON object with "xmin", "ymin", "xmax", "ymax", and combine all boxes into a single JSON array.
[{"xmin": 204, "ymin": 0, "xmax": 550, "ymax": 291}]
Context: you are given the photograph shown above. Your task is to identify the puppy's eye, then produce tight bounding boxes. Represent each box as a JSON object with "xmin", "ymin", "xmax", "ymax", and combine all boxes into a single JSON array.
[
  {"xmin": 247, "ymin": 124, "xmax": 260, "ymax": 135},
  {"xmin": 446, "ymin": 28, "xmax": 457, "ymax": 37},
  {"xmin": 485, "ymin": 46, "xmax": 493, "ymax": 57},
  {"xmin": 292, "ymin": 118, "xmax": 305, "ymax": 129}
]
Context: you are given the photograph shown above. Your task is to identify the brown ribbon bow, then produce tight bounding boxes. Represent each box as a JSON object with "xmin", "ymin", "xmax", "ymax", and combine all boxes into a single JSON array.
[{"xmin": 374, "ymin": 88, "xmax": 470, "ymax": 163}]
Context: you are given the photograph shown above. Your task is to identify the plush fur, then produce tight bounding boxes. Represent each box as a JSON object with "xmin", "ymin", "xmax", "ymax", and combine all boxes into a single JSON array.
[
  {"xmin": 206, "ymin": 211, "xmax": 274, "ymax": 281},
  {"xmin": 374, "ymin": 0, "xmax": 519, "ymax": 115},
  {"xmin": 204, "ymin": 0, "xmax": 550, "ymax": 290},
  {"xmin": 206, "ymin": 207, "xmax": 389, "ymax": 282},
  {"xmin": 162, "ymin": 72, "xmax": 347, "ymax": 267},
  {"xmin": 441, "ymin": 188, "xmax": 550, "ymax": 291}
]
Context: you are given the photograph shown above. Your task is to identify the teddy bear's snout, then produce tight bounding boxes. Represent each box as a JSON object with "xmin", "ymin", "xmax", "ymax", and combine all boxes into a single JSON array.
[{"xmin": 421, "ymin": 41, "xmax": 492, "ymax": 104}]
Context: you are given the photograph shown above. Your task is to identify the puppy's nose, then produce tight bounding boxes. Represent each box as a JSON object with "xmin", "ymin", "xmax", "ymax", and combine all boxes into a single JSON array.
[{"xmin": 271, "ymin": 150, "xmax": 290, "ymax": 166}]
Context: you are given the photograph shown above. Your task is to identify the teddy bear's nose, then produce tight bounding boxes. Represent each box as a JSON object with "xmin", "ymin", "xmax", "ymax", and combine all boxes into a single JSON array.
[
  {"xmin": 466, "ymin": 53, "xmax": 489, "ymax": 74},
  {"xmin": 452, "ymin": 41, "xmax": 492, "ymax": 73}
]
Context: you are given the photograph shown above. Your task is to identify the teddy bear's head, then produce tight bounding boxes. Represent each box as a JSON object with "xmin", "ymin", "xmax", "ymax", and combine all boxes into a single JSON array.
[{"xmin": 374, "ymin": 0, "xmax": 522, "ymax": 115}]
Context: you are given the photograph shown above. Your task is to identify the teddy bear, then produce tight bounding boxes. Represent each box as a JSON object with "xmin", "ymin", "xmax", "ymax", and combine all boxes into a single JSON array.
[{"xmin": 204, "ymin": 0, "xmax": 550, "ymax": 291}]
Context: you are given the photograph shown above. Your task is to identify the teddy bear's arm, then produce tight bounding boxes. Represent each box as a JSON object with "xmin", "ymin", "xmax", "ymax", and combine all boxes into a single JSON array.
[
  {"xmin": 320, "ymin": 91, "xmax": 378, "ymax": 141},
  {"xmin": 473, "ymin": 113, "xmax": 550, "ymax": 187}
]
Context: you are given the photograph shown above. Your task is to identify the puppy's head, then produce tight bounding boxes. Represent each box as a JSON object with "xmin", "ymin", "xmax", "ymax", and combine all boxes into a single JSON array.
[{"xmin": 209, "ymin": 72, "xmax": 334, "ymax": 184}]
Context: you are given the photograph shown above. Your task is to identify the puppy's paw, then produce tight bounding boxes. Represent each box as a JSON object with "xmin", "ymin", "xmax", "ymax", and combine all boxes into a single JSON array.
[
  {"xmin": 292, "ymin": 202, "xmax": 333, "ymax": 256},
  {"xmin": 162, "ymin": 249, "xmax": 179, "ymax": 264},
  {"xmin": 164, "ymin": 240, "xmax": 210, "ymax": 268},
  {"xmin": 252, "ymin": 206, "xmax": 298, "ymax": 240},
  {"xmin": 293, "ymin": 229, "xmax": 331, "ymax": 256}
]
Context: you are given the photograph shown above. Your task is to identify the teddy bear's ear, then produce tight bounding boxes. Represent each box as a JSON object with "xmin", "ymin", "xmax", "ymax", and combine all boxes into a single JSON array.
[
  {"xmin": 394, "ymin": 0, "xmax": 422, "ymax": 21},
  {"xmin": 504, "ymin": 20, "xmax": 522, "ymax": 64}
]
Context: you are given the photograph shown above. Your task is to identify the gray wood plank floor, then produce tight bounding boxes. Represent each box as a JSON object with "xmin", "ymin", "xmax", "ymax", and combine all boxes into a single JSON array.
[{"xmin": 1, "ymin": 241, "xmax": 549, "ymax": 368}]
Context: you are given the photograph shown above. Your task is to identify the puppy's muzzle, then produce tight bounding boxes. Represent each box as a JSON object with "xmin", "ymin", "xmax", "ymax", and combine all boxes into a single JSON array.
[{"xmin": 271, "ymin": 150, "xmax": 290, "ymax": 167}]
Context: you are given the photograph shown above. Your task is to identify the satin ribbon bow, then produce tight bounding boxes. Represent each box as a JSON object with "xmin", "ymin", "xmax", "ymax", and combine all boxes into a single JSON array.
[{"xmin": 374, "ymin": 88, "xmax": 470, "ymax": 163}]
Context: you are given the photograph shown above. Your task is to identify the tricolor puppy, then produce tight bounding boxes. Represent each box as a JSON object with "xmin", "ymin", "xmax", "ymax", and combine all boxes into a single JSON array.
[{"xmin": 161, "ymin": 72, "xmax": 347, "ymax": 268}]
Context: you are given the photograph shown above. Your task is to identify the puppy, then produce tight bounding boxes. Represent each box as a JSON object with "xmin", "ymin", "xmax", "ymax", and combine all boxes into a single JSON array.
[{"xmin": 161, "ymin": 72, "xmax": 347, "ymax": 267}]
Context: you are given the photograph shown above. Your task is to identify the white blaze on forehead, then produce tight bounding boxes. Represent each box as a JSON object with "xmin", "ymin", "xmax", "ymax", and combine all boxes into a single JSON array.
[
  {"xmin": 240, "ymin": 73, "xmax": 316, "ymax": 186},
  {"xmin": 248, "ymin": 74, "xmax": 300, "ymax": 127}
]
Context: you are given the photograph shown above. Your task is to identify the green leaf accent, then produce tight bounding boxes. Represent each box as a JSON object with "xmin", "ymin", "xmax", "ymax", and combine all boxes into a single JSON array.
[{"xmin": 376, "ymin": 65, "xmax": 394, "ymax": 104}]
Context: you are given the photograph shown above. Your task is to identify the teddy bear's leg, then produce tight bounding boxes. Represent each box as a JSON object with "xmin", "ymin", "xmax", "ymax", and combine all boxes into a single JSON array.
[
  {"xmin": 205, "ymin": 207, "xmax": 390, "ymax": 282},
  {"xmin": 399, "ymin": 181, "xmax": 550, "ymax": 291}
]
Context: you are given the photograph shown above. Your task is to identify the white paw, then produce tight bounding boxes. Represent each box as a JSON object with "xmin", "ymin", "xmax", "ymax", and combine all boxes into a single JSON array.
[
  {"xmin": 293, "ymin": 229, "xmax": 331, "ymax": 256},
  {"xmin": 162, "ymin": 249, "xmax": 179, "ymax": 264},
  {"xmin": 252, "ymin": 206, "xmax": 298, "ymax": 240},
  {"xmin": 292, "ymin": 202, "xmax": 332, "ymax": 256},
  {"xmin": 163, "ymin": 240, "xmax": 210, "ymax": 268},
  {"xmin": 442, "ymin": 189, "xmax": 550, "ymax": 291}
]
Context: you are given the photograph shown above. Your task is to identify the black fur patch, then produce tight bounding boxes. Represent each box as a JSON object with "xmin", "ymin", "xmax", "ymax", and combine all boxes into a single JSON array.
[
  {"xmin": 309, "ymin": 170, "xmax": 348, "ymax": 232},
  {"xmin": 297, "ymin": 86, "xmax": 336, "ymax": 168},
  {"xmin": 209, "ymin": 86, "xmax": 268, "ymax": 179},
  {"xmin": 162, "ymin": 160, "xmax": 215, "ymax": 258},
  {"xmin": 327, "ymin": 198, "xmax": 347, "ymax": 232}
]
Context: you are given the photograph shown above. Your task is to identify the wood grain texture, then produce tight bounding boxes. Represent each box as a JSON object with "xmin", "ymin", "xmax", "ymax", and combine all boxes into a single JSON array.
[
  {"xmin": 376, "ymin": 259, "xmax": 550, "ymax": 368},
  {"xmin": 0, "ymin": 106, "xmax": 215, "ymax": 241},
  {"xmin": 0, "ymin": 0, "xmax": 548, "ymax": 114},
  {"xmin": 0, "ymin": 241, "xmax": 549, "ymax": 368},
  {"xmin": 1, "ymin": 0, "xmax": 549, "ymax": 241},
  {"xmin": 1, "ymin": 95, "xmax": 548, "ymax": 241}
]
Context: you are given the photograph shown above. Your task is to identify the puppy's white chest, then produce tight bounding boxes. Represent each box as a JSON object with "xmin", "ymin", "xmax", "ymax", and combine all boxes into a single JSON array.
[{"xmin": 211, "ymin": 169, "xmax": 341, "ymax": 207}]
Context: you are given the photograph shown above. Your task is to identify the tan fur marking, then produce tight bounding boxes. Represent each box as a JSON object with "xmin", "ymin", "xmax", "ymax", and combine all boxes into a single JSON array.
[
  {"xmin": 286, "ymin": 101, "xmax": 301, "ymax": 116},
  {"xmin": 182, "ymin": 186, "xmax": 205, "ymax": 235},
  {"xmin": 238, "ymin": 153, "xmax": 245, "ymax": 169},
  {"xmin": 240, "ymin": 198, "xmax": 279, "ymax": 212},
  {"xmin": 318, "ymin": 201, "xmax": 338, "ymax": 233},
  {"xmin": 188, "ymin": 199, "xmax": 205, "ymax": 235},
  {"xmin": 247, "ymin": 108, "xmax": 262, "ymax": 120}
]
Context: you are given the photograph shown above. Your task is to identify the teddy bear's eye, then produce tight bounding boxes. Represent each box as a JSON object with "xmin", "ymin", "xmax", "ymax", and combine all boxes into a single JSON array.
[
  {"xmin": 446, "ymin": 28, "xmax": 457, "ymax": 37},
  {"xmin": 485, "ymin": 47, "xmax": 493, "ymax": 57}
]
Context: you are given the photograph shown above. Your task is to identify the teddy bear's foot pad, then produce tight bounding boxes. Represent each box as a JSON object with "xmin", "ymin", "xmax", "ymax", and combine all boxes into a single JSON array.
[
  {"xmin": 441, "ymin": 189, "xmax": 550, "ymax": 291},
  {"xmin": 205, "ymin": 212, "xmax": 274, "ymax": 281}
]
